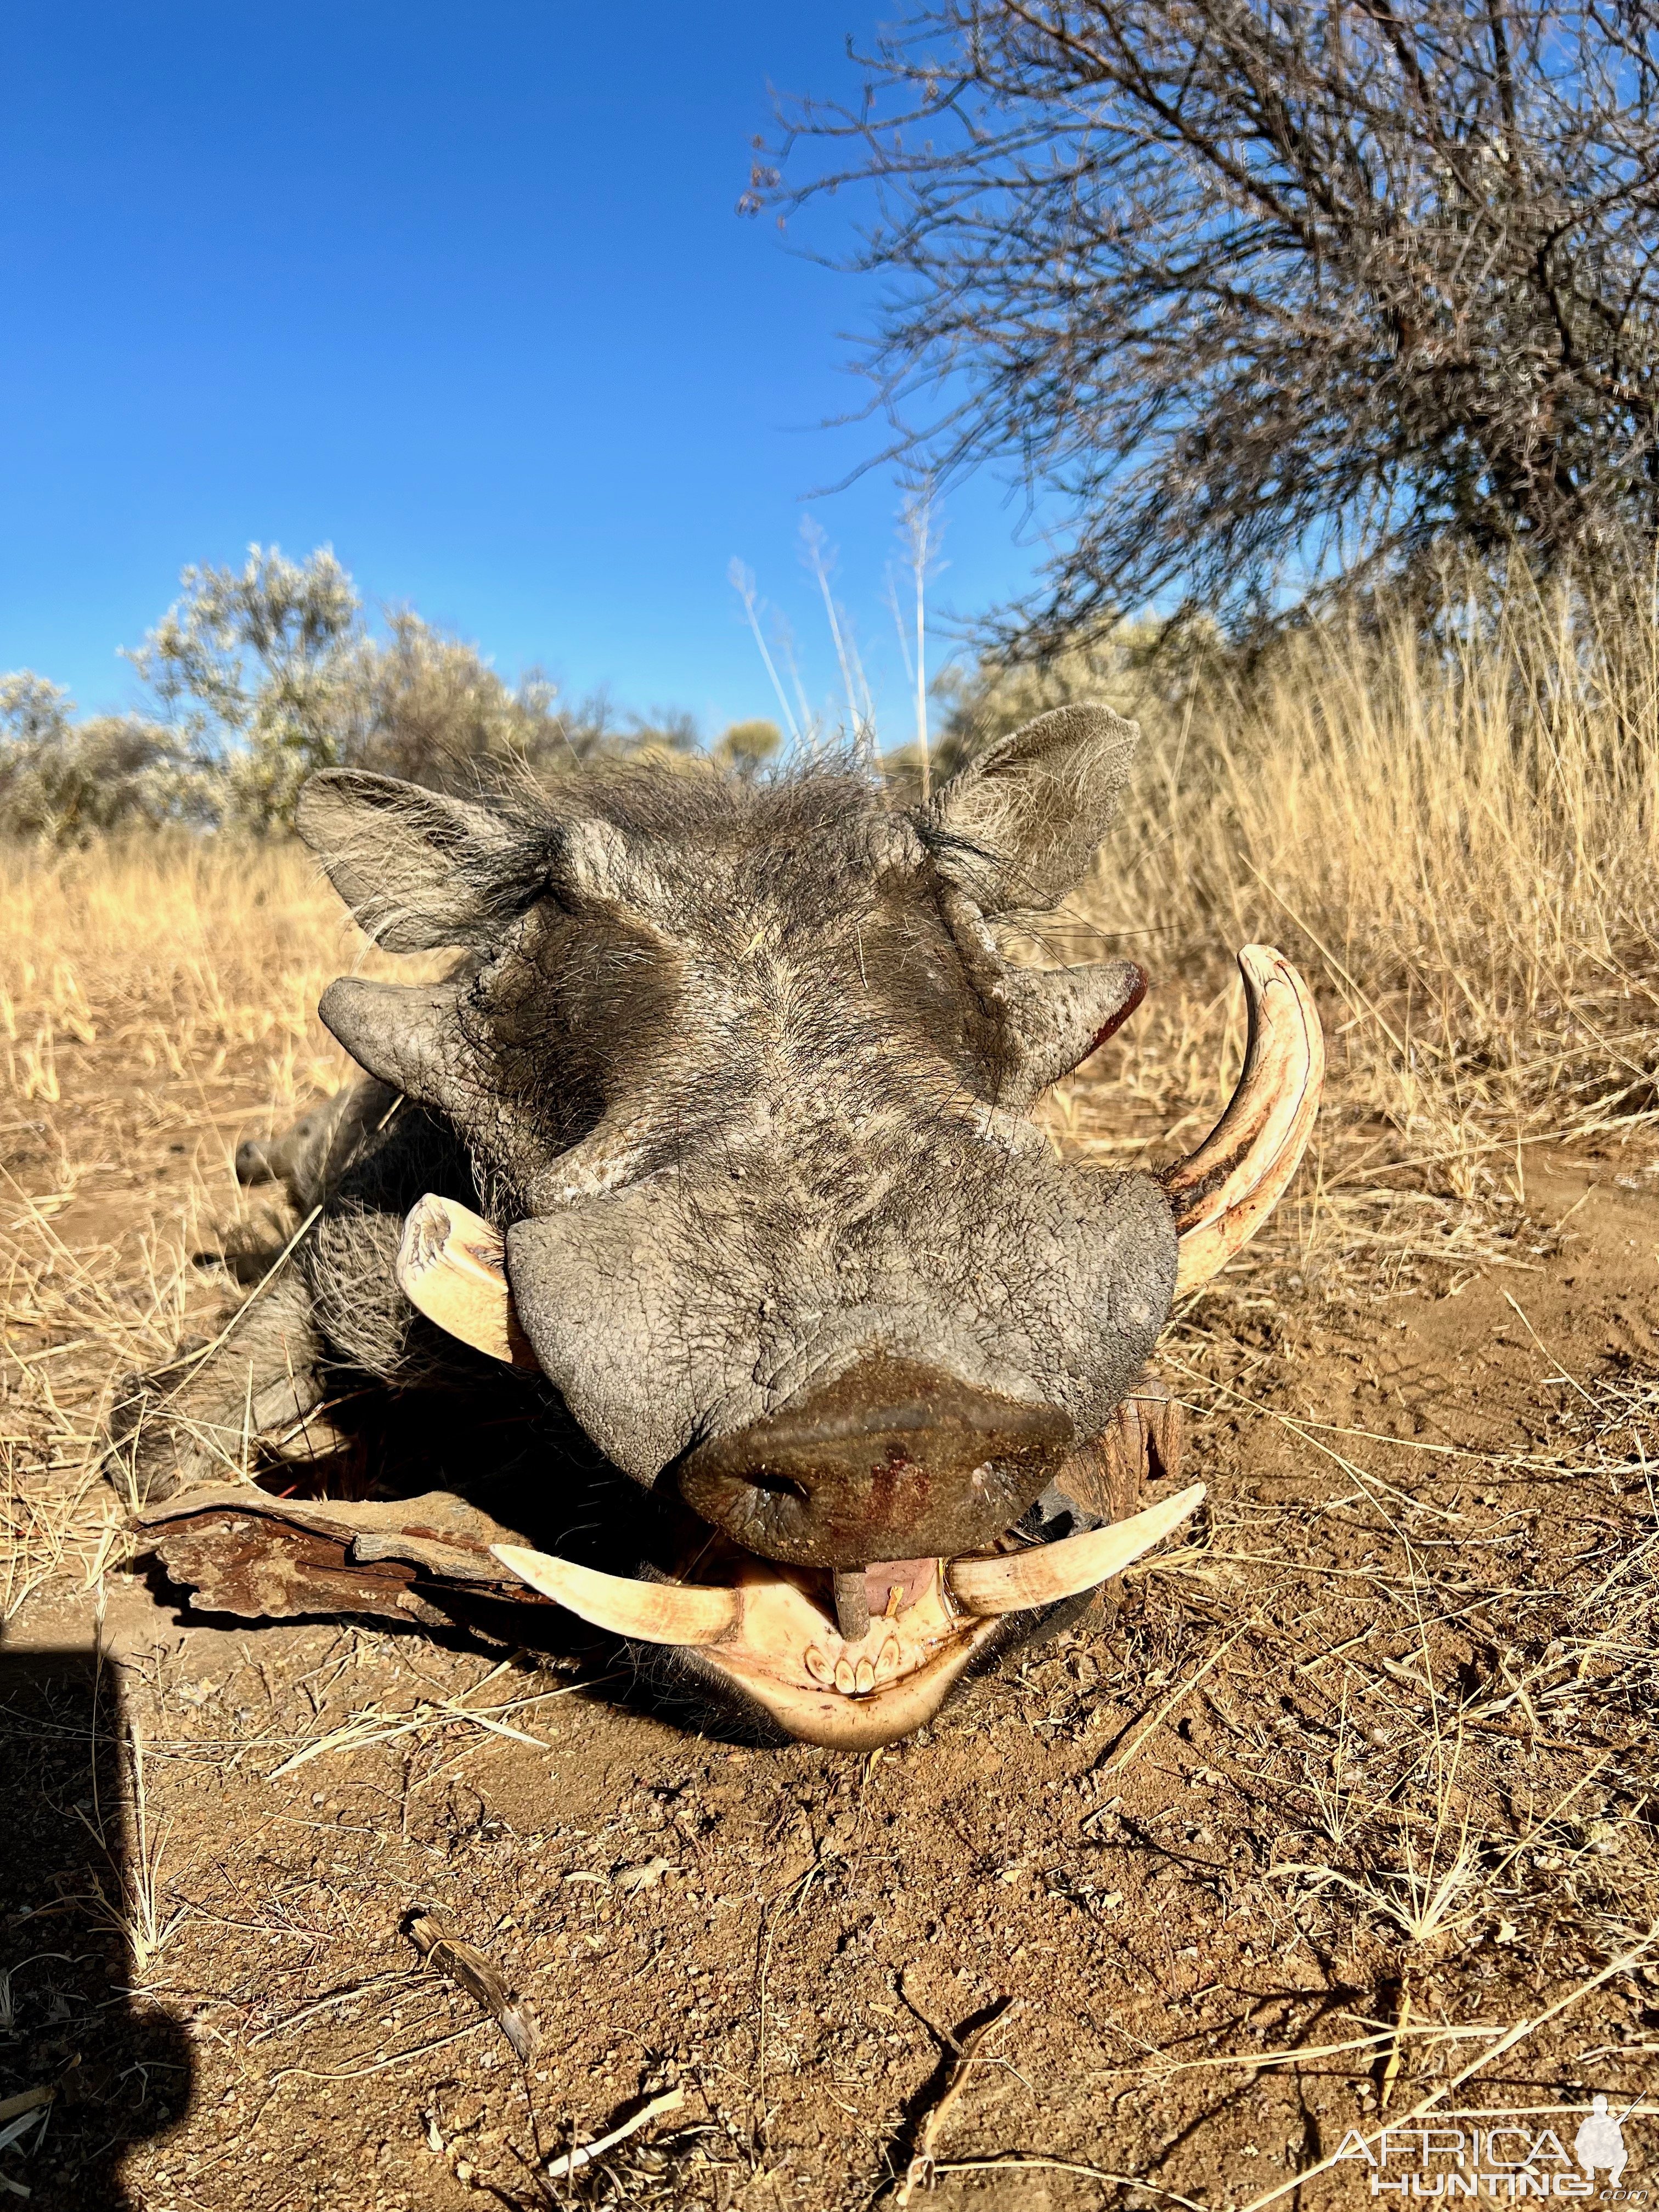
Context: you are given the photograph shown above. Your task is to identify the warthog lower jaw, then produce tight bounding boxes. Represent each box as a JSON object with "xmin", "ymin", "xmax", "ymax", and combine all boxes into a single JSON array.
[{"xmin": 491, "ymin": 1482, "xmax": 1203, "ymax": 1751}]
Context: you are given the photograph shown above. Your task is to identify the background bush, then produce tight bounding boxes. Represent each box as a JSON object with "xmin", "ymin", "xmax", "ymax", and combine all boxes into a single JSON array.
[
  {"xmin": 0, "ymin": 546, "xmax": 719, "ymax": 841},
  {"xmin": 0, "ymin": 675, "xmax": 219, "ymax": 844}
]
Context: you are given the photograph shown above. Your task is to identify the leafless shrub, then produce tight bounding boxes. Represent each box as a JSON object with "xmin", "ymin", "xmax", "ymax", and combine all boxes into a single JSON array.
[{"xmin": 762, "ymin": 0, "xmax": 1659, "ymax": 642}]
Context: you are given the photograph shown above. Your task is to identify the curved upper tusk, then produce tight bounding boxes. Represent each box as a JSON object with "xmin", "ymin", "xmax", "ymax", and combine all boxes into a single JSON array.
[
  {"xmin": 1163, "ymin": 945, "xmax": 1324, "ymax": 1294},
  {"xmin": 490, "ymin": 1544, "xmax": 742, "ymax": 1646},
  {"xmin": 396, "ymin": 1193, "xmax": 540, "ymax": 1370},
  {"xmin": 946, "ymin": 1481, "xmax": 1205, "ymax": 1617}
]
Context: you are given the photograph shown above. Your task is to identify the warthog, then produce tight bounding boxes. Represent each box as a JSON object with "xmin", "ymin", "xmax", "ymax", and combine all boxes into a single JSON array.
[{"xmin": 116, "ymin": 705, "xmax": 1321, "ymax": 1747}]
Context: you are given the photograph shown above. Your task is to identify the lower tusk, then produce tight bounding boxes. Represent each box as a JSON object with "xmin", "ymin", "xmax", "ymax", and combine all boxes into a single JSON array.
[
  {"xmin": 1163, "ymin": 946, "xmax": 1324, "ymax": 1294},
  {"xmin": 397, "ymin": 1194, "xmax": 539, "ymax": 1370},
  {"xmin": 946, "ymin": 1481, "xmax": 1205, "ymax": 1617},
  {"xmin": 489, "ymin": 1544, "xmax": 742, "ymax": 1647}
]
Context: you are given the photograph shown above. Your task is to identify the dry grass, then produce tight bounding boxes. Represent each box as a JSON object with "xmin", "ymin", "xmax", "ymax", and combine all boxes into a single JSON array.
[
  {"xmin": 1064, "ymin": 578, "xmax": 1659, "ymax": 1196},
  {"xmin": 0, "ymin": 839, "xmax": 414, "ymax": 1612},
  {"xmin": 0, "ymin": 837, "xmax": 351, "ymax": 1111},
  {"xmin": 77, "ymin": 1715, "xmax": 185, "ymax": 1985},
  {"xmin": 1130, "ymin": 1323, "xmax": 1659, "ymax": 1998}
]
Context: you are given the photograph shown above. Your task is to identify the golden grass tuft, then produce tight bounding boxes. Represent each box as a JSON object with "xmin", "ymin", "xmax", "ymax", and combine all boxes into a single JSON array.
[
  {"xmin": 0, "ymin": 839, "xmax": 397, "ymax": 1613},
  {"xmin": 1, "ymin": 835, "xmax": 360, "ymax": 1111},
  {"xmin": 1079, "ymin": 582, "xmax": 1659, "ymax": 1191}
]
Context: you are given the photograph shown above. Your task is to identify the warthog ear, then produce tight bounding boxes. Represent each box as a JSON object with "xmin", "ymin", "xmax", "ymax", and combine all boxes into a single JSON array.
[
  {"xmin": 296, "ymin": 771, "xmax": 532, "ymax": 951},
  {"xmin": 923, "ymin": 703, "xmax": 1139, "ymax": 914}
]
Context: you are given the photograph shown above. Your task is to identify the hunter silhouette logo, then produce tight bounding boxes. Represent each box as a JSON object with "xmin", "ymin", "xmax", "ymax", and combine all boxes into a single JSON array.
[{"xmin": 1577, "ymin": 2100, "xmax": 1629, "ymax": 2190}]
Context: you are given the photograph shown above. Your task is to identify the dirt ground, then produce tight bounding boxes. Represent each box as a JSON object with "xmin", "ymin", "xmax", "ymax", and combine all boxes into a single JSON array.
[{"xmin": 4, "ymin": 995, "xmax": 1659, "ymax": 2210}]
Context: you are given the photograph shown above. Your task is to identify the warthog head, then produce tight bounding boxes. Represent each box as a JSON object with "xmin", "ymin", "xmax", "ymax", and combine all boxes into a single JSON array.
[{"xmin": 298, "ymin": 706, "xmax": 1320, "ymax": 1746}]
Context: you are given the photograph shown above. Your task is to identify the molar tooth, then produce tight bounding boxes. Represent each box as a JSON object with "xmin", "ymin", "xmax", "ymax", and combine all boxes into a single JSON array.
[
  {"xmin": 855, "ymin": 1658, "xmax": 876, "ymax": 1694},
  {"xmin": 834, "ymin": 1658, "xmax": 856, "ymax": 1694}
]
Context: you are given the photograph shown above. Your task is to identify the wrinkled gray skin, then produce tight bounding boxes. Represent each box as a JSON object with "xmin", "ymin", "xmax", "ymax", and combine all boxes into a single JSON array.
[{"xmin": 114, "ymin": 704, "xmax": 1177, "ymax": 1588}]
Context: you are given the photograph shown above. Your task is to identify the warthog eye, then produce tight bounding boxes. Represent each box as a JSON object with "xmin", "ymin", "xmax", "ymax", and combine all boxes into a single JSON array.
[{"xmin": 742, "ymin": 1471, "xmax": 811, "ymax": 1505}]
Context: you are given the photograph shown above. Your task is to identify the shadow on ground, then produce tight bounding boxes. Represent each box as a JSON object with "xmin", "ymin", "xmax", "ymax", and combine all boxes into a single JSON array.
[{"xmin": 0, "ymin": 1638, "xmax": 193, "ymax": 2207}]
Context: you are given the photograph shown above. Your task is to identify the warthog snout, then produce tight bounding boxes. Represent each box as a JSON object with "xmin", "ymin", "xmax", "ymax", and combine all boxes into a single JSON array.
[{"xmin": 677, "ymin": 1355, "xmax": 1075, "ymax": 1571}]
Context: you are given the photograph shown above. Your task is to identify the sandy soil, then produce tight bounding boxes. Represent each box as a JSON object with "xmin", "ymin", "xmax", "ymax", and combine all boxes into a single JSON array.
[{"xmin": 3, "ymin": 1049, "xmax": 1658, "ymax": 2210}]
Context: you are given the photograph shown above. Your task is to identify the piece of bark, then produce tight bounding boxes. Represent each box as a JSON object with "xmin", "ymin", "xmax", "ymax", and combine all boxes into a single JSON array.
[
  {"xmin": 132, "ymin": 1485, "xmax": 551, "ymax": 1622},
  {"xmin": 407, "ymin": 1909, "xmax": 539, "ymax": 2062}
]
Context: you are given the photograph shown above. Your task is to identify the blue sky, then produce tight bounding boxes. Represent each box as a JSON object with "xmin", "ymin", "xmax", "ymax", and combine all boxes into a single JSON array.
[{"xmin": 0, "ymin": 3, "xmax": 1046, "ymax": 748}]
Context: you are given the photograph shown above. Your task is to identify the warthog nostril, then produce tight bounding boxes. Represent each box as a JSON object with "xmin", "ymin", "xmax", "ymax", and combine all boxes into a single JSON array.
[
  {"xmin": 678, "ymin": 1353, "xmax": 1075, "ymax": 1570},
  {"xmin": 748, "ymin": 1471, "xmax": 811, "ymax": 1504}
]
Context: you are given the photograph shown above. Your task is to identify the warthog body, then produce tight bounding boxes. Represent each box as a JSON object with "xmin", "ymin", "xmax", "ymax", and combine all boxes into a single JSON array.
[{"xmin": 116, "ymin": 706, "xmax": 1319, "ymax": 1745}]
